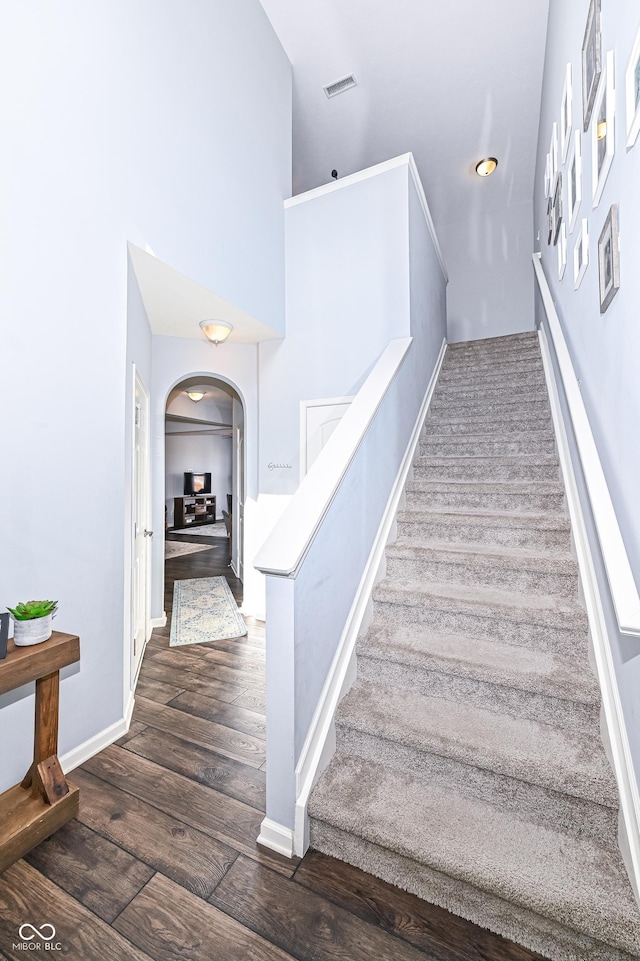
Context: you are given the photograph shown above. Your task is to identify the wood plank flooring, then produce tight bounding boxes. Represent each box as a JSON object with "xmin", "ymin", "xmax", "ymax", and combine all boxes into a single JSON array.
[{"xmin": 0, "ymin": 538, "xmax": 545, "ymax": 961}]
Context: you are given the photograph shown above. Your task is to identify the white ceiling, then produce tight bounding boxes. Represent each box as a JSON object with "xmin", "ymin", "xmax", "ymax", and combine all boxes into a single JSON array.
[
  {"xmin": 129, "ymin": 243, "xmax": 282, "ymax": 344},
  {"xmin": 259, "ymin": 0, "xmax": 550, "ymax": 231}
]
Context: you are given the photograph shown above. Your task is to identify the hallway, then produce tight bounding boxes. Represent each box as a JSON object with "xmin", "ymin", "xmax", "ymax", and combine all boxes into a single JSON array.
[{"xmin": 0, "ymin": 546, "xmax": 543, "ymax": 961}]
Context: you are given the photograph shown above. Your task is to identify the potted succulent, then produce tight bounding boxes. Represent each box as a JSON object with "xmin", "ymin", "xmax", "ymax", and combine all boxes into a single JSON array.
[{"xmin": 8, "ymin": 600, "xmax": 58, "ymax": 647}]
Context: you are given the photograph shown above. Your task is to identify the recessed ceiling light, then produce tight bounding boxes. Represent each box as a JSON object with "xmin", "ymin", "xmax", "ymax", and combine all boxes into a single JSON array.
[{"xmin": 475, "ymin": 157, "xmax": 498, "ymax": 177}]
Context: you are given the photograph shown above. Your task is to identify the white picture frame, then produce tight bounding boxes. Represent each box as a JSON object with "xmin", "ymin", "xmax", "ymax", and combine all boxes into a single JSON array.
[
  {"xmin": 544, "ymin": 153, "xmax": 551, "ymax": 198},
  {"xmin": 558, "ymin": 222, "xmax": 567, "ymax": 280},
  {"xmin": 574, "ymin": 218, "xmax": 589, "ymax": 289},
  {"xmin": 582, "ymin": 0, "xmax": 602, "ymax": 131},
  {"xmin": 598, "ymin": 204, "xmax": 620, "ymax": 312},
  {"xmin": 592, "ymin": 50, "xmax": 615, "ymax": 207},
  {"xmin": 567, "ymin": 130, "xmax": 582, "ymax": 233},
  {"xmin": 625, "ymin": 24, "xmax": 640, "ymax": 147},
  {"xmin": 549, "ymin": 123, "xmax": 559, "ymax": 184},
  {"xmin": 561, "ymin": 64, "xmax": 573, "ymax": 162}
]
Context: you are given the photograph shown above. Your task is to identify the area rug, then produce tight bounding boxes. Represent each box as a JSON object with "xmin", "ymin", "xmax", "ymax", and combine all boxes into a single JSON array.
[
  {"xmin": 172, "ymin": 523, "xmax": 228, "ymax": 538},
  {"xmin": 170, "ymin": 576, "xmax": 247, "ymax": 647},
  {"xmin": 165, "ymin": 541, "xmax": 214, "ymax": 559}
]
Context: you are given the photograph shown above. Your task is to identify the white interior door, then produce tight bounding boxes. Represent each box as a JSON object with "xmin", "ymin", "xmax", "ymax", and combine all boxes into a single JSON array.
[
  {"xmin": 132, "ymin": 371, "xmax": 151, "ymax": 683},
  {"xmin": 236, "ymin": 424, "xmax": 244, "ymax": 581},
  {"xmin": 300, "ymin": 396, "xmax": 354, "ymax": 479}
]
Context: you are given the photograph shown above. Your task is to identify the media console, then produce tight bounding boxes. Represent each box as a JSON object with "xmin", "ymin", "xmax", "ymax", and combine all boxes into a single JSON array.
[{"xmin": 173, "ymin": 494, "xmax": 217, "ymax": 529}]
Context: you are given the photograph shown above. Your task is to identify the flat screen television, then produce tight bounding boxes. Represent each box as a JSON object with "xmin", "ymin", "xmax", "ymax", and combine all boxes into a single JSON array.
[{"xmin": 184, "ymin": 471, "xmax": 212, "ymax": 496}]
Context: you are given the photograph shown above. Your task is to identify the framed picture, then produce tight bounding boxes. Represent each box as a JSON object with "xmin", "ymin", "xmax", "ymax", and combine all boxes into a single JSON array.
[
  {"xmin": 544, "ymin": 153, "xmax": 551, "ymax": 198},
  {"xmin": 547, "ymin": 196, "xmax": 554, "ymax": 245},
  {"xmin": 552, "ymin": 171, "xmax": 563, "ymax": 245},
  {"xmin": 582, "ymin": 0, "xmax": 602, "ymax": 131},
  {"xmin": 625, "ymin": 23, "xmax": 640, "ymax": 147},
  {"xmin": 598, "ymin": 204, "xmax": 620, "ymax": 312},
  {"xmin": 561, "ymin": 64, "xmax": 573, "ymax": 161},
  {"xmin": 558, "ymin": 222, "xmax": 567, "ymax": 280},
  {"xmin": 567, "ymin": 130, "xmax": 582, "ymax": 233},
  {"xmin": 574, "ymin": 218, "xmax": 589, "ymax": 288},
  {"xmin": 592, "ymin": 50, "xmax": 615, "ymax": 207}
]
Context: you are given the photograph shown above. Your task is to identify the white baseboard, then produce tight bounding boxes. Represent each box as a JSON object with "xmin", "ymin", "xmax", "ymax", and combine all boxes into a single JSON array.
[
  {"xmin": 257, "ymin": 816, "xmax": 295, "ymax": 858},
  {"xmin": 539, "ymin": 325, "xmax": 640, "ymax": 902},
  {"xmin": 150, "ymin": 613, "xmax": 167, "ymax": 629},
  {"xmin": 292, "ymin": 337, "xmax": 448, "ymax": 857},
  {"xmin": 60, "ymin": 690, "xmax": 135, "ymax": 775}
]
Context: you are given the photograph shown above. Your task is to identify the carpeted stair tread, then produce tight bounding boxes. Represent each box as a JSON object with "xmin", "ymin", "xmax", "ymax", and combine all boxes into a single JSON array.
[
  {"xmin": 307, "ymin": 332, "xmax": 639, "ymax": 958},
  {"xmin": 386, "ymin": 539, "xmax": 578, "ymax": 575},
  {"xmin": 334, "ymin": 679, "xmax": 615, "ymax": 807},
  {"xmin": 396, "ymin": 505, "xmax": 570, "ymax": 531},
  {"xmin": 414, "ymin": 454, "xmax": 558, "ymax": 469},
  {"xmin": 359, "ymin": 623, "xmax": 600, "ymax": 705},
  {"xmin": 373, "ymin": 578, "xmax": 587, "ymax": 631},
  {"xmin": 308, "ymin": 755, "xmax": 640, "ymax": 956}
]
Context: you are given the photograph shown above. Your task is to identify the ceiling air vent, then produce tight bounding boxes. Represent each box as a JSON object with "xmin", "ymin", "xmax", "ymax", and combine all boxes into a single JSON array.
[{"xmin": 323, "ymin": 74, "xmax": 357, "ymax": 99}]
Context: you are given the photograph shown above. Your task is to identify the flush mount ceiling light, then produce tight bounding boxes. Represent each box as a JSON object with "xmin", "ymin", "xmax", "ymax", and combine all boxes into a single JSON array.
[
  {"xmin": 186, "ymin": 389, "xmax": 205, "ymax": 402},
  {"xmin": 475, "ymin": 157, "xmax": 499, "ymax": 177},
  {"xmin": 199, "ymin": 319, "xmax": 233, "ymax": 345}
]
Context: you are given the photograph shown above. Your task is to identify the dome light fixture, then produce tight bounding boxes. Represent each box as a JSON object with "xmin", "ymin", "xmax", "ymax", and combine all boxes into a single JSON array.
[
  {"xmin": 186, "ymin": 389, "xmax": 205, "ymax": 402},
  {"xmin": 475, "ymin": 157, "xmax": 498, "ymax": 177},
  {"xmin": 199, "ymin": 319, "xmax": 233, "ymax": 345}
]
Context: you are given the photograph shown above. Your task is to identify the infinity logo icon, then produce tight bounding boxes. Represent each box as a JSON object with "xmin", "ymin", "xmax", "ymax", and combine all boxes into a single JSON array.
[{"xmin": 18, "ymin": 924, "xmax": 56, "ymax": 941}]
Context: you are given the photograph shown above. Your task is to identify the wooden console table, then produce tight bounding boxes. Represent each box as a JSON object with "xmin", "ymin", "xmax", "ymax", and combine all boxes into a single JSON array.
[{"xmin": 0, "ymin": 630, "xmax": 80, "ymax": 873}]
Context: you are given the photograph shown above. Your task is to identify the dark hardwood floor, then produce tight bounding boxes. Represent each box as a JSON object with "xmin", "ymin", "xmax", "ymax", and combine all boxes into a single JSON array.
[{"xmin": 0, "ymin": 533, "xmax": 544, "ymax": 961}]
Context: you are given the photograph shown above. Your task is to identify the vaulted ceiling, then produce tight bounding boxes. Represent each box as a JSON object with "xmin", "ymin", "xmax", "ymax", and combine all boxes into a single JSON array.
[{"xmin": 259, "ymin": 0, "xmax": 550, "ymax": 233}]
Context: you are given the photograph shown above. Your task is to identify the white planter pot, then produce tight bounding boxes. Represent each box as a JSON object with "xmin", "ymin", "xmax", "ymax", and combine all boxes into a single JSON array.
[{"xmin": 12, "ymin": 613, "xmax": 53, "ymax": 647}]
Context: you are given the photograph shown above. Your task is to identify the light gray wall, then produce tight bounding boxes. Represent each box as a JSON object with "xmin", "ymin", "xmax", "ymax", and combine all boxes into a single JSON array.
[
  {"xmin": 442, "ymin": 201, "xmax": 535, "ymax": 343},
  {"xmin": 165, "ymin": 433, "xmax": 232, "ymax": 525},
  {"xmin": 534, "ymin": 0, "xmax": 640, "ymax": 850},
  {"xmin": 258, "ymin": 165, "xmax": 412, "ymax": 495},
  {"xmin": 534, "ymin": 0, "xmax": 640, "ymax": 594},
  {"xmin": 0, "ymin": 0, "xmax": 290, "ymax": 790}
]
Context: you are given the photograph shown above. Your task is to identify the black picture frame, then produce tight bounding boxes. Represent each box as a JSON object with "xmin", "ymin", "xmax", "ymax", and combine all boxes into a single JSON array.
[{"xmin": 582, "ymin": 0, "xmax": 602, "ymax": 131}]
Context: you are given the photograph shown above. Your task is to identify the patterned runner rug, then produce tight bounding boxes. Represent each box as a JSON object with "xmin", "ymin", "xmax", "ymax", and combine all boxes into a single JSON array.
[
  {"xmin": 170, "ymin": 576, "xmax": 246, "ymax": 647},
  {"xmin": 172, "ymin": 523, "xmax": 227, "ymax": 538}
]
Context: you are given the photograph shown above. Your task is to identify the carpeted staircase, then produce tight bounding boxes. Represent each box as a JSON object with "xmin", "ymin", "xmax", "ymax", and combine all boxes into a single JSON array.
[{"xmin": 308, "ymin": 332, "xmax": 640, "ymax": 961}]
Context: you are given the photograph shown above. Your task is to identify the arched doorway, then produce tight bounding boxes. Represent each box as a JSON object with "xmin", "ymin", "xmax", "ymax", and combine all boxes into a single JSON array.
[{"xmin": 164, "ymin": 374, "xmax": 245, "ymax": 605}]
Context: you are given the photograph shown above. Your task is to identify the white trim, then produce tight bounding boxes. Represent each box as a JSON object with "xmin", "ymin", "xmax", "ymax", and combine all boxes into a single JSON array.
[
  {"xmin": 150, "ymin": 613, "xmax": 167, "ymax": 628},
  {"xmin": 533, "ymin": 253, "xmax": 640, "ymax": 636},
  {"xmin": 60, "ymin": 692, "xmax": 135, "ymax": 774},
  {"xmin": 230, "ymin": 558, "xmax": 239, "ymax": 578},
  {"xmin": 284, "ymin": 153, "xmax": 448, "ymax": 283},
  {"xmin": 292, "ymin": 339, "xmax": 448, "ymax": 857},
  {"xmin": 255, "ymin": 338, "xmax": 413, "ymax": 578},
  {"xmin": 537, "ymin": 324, "xmax": 640, "ymax": 900},
  {"xmin": 257, "ymin": 817, "xmax": 295, "ymax": 858}
]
